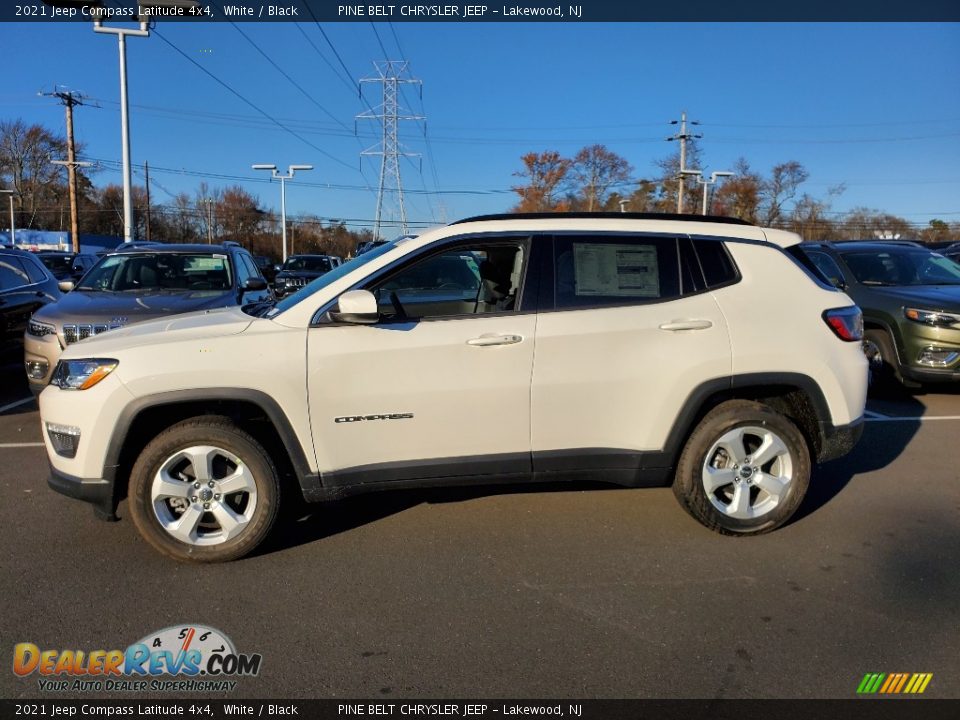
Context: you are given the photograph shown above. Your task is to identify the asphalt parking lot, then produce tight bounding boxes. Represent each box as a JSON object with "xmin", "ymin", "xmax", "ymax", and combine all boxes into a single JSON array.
[{"xmin": 1, "ymin": 362, "xmax": 958, "ymax": 700}]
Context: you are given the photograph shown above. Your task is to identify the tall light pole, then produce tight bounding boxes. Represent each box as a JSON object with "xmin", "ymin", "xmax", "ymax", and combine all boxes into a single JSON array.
[
  {"xmin": 87, "ymin": 0, "xmax": 199, "ymax": 243},
  {"xmin": 0, "ymin": 189, "xmax": 14, "ymax": 245},
  {"xmin": 252, "ymin": 164, "xmax": 313, "ymax": 262}
]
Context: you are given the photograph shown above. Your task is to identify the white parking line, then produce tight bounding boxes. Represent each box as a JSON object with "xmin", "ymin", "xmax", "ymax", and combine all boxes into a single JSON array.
[
  {"xmin": 0, "ymin": 442, "xmax": 44, "ymax": 448},
  {"xmin": 0, "ymin": 397, "xmax": 34, "ymax": 414},
  {"xmin": 863, "ymin": 410, "xmax": 887, "ymax": 419},
  {"xmin": 865, "ymin": 415, "xmax": 960, "ymax": 422}
]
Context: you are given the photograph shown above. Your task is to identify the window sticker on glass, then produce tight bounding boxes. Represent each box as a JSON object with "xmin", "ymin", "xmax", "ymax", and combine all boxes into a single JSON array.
[
  {"xmin": 573, "ymin": 243, "xmax": 660, "ymax": 297},
  {"xmin": 186, "ymin": 256, "xmax": 227, "ymax": 270}
]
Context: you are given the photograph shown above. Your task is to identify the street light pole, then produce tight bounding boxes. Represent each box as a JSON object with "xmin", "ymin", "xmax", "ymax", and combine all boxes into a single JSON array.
[
  {"xmin": 697, "ymin": 171, "xmax": 734, "ymax": 215},
  {"xmin": 0, "ymin": 190, "xmax": 14, "ymax": 245},
  {"xmin": 93, "ymin": 21, "xmax": 148, "ymax": 245},
  {"xmin": 89, "ymin": 0, "xmax": 199, "ymax": 243},
  {"xmin": 252, "ymin": 164, "xmax": 313, "ymax": 262}
]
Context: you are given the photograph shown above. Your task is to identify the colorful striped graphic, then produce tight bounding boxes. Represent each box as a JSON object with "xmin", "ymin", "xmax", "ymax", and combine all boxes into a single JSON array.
[{"xmin": 857, "ymin": 672, "xmax": 933, "ymax": 695}]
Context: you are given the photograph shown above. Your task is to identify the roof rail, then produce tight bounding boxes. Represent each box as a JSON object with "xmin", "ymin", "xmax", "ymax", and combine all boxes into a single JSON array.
[
  {"xmin": 450, "ymin": 211, "xmax": 753, "ymax": 226},
  {"xmin": 221, "ymin": 240, "xmax": 241, "ymax": 248}
]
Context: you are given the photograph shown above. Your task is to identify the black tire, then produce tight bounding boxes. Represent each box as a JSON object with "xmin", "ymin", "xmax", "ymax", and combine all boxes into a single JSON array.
[
  {"xmin": 863, "ymin": 329, "xmax": 901, "ymax": 392},
  {"xmin": 672, "ymin": 400, "xmax": 811, "ymax": 536},
  {"xmin": 128, "ymin": 416, "xmax": 280, "ymax": 563}
]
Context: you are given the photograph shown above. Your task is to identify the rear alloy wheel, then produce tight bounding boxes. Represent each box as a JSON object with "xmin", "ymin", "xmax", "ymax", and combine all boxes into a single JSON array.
[
  {"xmin": 129, "ymin": 417, "xmax": 279, "ymax": 562},
  {"xmin": 673, "ymin": 400, "xmax": 810, "ymax": 535}
]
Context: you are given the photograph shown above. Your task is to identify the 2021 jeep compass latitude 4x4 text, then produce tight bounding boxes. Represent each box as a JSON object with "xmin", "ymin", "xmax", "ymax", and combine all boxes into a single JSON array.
[{"xmin": 40, "ymin": 214, "xmax": 867, "ymax": 562}]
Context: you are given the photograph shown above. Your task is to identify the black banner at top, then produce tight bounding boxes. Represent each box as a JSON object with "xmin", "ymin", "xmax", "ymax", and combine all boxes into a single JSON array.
[{"xmin": 6, "ymin": 0, "xmax": 960, "ymax": 23}]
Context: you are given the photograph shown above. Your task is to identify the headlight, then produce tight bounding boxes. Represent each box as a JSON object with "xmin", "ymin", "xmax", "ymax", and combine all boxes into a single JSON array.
[
  {"xmin": 50, "ymin": 358, "xmax": 119, "ymax": 390},
  {"xmin": 27, "ymin": 320, "xmax": 57, "ymax": 338},
  {"xmin": 904, "ymin": 307, "xmax": 960, "ymax": 328}
]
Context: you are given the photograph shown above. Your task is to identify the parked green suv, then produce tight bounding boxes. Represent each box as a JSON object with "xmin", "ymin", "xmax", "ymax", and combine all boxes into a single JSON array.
[{"xmin": 801, "ymin": 241, "xmax": 960, "ymax": 387}]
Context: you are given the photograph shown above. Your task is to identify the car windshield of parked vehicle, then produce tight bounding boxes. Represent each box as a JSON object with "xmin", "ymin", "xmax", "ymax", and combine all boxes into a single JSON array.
[
  {"xmin": 76, "ymin": 253, "xmax": 234, "ymax": 292},
  {"xmin": 266, "ymin": 240, "xmax": 399, "ymax": 317},
  {"xmin": 840, "ymin": 249, "xmax": 960, "ymax": 286},
  {"xmin": 282, "ymin": 256, "xmax": 333, "ymax": 273}
]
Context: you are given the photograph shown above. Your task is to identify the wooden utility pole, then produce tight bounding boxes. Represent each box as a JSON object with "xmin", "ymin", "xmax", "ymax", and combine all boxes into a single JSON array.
[{"xmin": 44, "ymin": 89, "xmax": 87, "ymax": 252}]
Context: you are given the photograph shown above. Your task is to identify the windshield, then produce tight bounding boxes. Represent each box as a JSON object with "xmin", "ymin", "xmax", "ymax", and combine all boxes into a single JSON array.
[
  {"xmin": 841, "ymin": 249, "xmax": 960, "ymax": 287},
  {"xmin": 77, "ymin": 252, "xmax": 234, "ymax": 292},
  {"xmin": 38, "ymin": 254, "xmax": 75, "ymax": 273},
  {"xmin": 268, "ymin": 240, "xmax": 398, "ymax": 316},
  {"xmin": 282, "ymin": 256, "xmax": 333, "ymax": 273}
]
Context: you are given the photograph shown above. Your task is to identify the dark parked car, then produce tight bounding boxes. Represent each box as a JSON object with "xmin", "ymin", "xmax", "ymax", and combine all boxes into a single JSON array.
[
  {"xmin": 801, "ymin": 241, "xmax": 960, "ymax": 388},
  {"xmin": 24, "ymin": 241, "xmax": 271, "ymax": 392},
  {"xmin": 273, "ymin": 254, "xmax": 338, "ymax": 298},
  {"xmin": 0, "ymin": 248, "xmax": 60, "ymax": 356},
  {"xmin": 36, "ymin": 251, "xmax": 98, "ymax": 282},
  {"xmin": 253, "ymin": 255, "xmax": 277, "ymax": 284},
  {"xmin": 941, "ymin": 243, "xmax": 960, "ymax": 264}
]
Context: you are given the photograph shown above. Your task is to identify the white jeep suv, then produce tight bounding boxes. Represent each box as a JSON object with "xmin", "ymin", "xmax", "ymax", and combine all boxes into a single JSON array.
[{"xmin": 40, "ymin": 214, "xmax": 868, "ymax": 562}]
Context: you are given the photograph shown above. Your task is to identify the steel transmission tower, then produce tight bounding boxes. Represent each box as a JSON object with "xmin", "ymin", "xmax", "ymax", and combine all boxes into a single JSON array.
[{"xmin": 357, "ymin": 61, "xmax": 423, "ymax": 239}]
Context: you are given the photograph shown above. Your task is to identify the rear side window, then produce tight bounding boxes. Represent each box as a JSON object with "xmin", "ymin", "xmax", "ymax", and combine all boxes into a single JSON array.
[
  {"xmin": 553, "ymin": 235, "xmax": 680, "ymax": 309},
  {"xmin": 692, "ymin": 239, "xmax": 738, "ymax": 288},
  {"xmin": 0, "ymin": 256, "xmax": 31, "ymax": 290}
]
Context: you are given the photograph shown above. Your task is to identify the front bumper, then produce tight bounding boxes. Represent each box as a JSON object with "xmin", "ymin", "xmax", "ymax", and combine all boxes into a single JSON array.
[
  {"xmin": 48, "ymin": 464, "xmax": 119, "ymax": 521},
  {"xmin": 818, "ymin": 416, "xmax": 864, "ymax": 463}
]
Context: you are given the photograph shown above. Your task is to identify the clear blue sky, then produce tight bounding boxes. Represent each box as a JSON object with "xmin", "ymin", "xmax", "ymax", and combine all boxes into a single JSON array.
[{"xmin": 3, "ymin": 21, "xmax": 959, "ymax": 232}]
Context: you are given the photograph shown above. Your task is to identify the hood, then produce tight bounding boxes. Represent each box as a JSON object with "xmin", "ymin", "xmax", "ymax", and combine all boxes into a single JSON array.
[
  {"xmin": 33, "ymin": 288, "xmax": 236, "ymax": 326},
  {"xmin": 60, "ymin": 306, "xmax": 254, "ymax": 356},
  {"xmin": 865, "ymin": 284, "xmax": 960, "ymax": 311}
]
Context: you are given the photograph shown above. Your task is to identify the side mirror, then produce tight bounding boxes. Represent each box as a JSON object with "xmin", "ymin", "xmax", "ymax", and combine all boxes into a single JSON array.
[
  {"xmin": 274, "ymin": 264, "xmax": 282, "ymax": 272},
  {"xmin": 829, "ymin": 276, "xmax": 846, "ymax": 290},
  {"xmin": 329, "ymin": 289, "xmax": 379, "ymax": 324},
  {"xmin": 243, "ymin": 277, "xmax": 268, "ymax": 291},
  {"xmin": 58, "ymin": 280, "xmax": 75, "ymax": 293}
]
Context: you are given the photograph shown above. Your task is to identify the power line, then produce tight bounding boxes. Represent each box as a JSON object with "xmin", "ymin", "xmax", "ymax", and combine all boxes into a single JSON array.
[
  {"xmin": 229, "ymin": 22, "xmax": 353, "ymax": 134},
  {"xmin": 151, "ymin": 28, "xmax": 359, "ymax": 173}
]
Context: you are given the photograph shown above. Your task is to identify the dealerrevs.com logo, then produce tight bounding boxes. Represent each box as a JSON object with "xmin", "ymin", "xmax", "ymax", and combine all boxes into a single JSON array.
[{"xmin": 13, "ymin": 624, "xmax": 261, "ymax": 693}]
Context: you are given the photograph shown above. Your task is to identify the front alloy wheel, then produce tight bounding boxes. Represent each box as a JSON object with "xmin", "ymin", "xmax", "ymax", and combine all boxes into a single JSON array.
[{"xmin": 129, "ymin": 417, "xmax": 279, "ymax": 562}]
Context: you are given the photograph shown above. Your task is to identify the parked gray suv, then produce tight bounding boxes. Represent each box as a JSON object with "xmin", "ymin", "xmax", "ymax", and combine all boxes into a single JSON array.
[{"xmin": 24, "ymin": 242, "xmax": 271, "ymax": 392}]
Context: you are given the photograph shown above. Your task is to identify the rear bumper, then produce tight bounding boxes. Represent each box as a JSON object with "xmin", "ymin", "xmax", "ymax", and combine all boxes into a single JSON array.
[
  {"xmin": 48, "ymin": 464, "xmax": 119, "ymax": 521},
  {"xmin": 818, "ymin": 416, "xmax": 864, "ymax": 463}
]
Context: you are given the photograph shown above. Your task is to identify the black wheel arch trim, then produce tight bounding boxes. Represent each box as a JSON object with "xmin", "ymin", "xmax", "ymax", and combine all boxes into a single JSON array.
[
  {"xmin": 655, "ymin": 372, "xmax": 846, "ymax": 468},
  {"xmin": 102, "ymin": 387, "xmax": 319, "ymax": 499}
]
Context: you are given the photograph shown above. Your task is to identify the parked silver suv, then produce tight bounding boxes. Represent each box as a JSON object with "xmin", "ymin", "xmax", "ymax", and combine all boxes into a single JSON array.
[{"xmin": 24, "ymin": 242, "xmax": 271, "ymax": 392}]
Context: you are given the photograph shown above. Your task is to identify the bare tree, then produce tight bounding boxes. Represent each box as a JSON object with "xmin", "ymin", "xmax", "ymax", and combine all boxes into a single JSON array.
[
  {"xmin": 570, "ymin": 144, "xmax": 633, "ymax": 211},
  {"xmin": 761, "ymin": 161, "xmax": 809, "ymax": 225}
]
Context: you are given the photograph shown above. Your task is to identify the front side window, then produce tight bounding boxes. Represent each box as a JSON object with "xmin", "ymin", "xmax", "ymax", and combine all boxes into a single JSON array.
[
  {"xmin": 553, "ymin": 235, "xmax": 680, "ymax": 309},
  {"xmin": 368, "ymin": 242, "xmax": 525, "ymax": 321}
]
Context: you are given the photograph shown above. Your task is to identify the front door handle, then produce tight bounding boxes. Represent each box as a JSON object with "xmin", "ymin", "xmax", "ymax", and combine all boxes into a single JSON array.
[
  {"xmin": 467, "ymin": 334, "xmax": 523, "ymax": 347},
  {"xmin": 659, "ymin": 319, "xmax": 713, "ymax": 331}
]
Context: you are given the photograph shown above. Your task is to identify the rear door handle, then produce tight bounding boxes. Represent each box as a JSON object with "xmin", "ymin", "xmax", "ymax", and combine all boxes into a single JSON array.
[
  {"xmin": 659, "ymin": 319, "xmax": 713, "ymax": 331},
  {"xmin": 467, "ymin": 334, "xmax": 523, "ymax": 347}
]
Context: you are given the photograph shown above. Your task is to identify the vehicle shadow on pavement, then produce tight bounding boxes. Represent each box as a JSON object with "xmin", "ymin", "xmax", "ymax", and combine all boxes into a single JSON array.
[
  {"xmin": 254, "ymin": 481, "xmax": 619, "ymax": 558},
  {"xmin": 794, "ymin": 389, "xmax": 925, "ymax": 523}
]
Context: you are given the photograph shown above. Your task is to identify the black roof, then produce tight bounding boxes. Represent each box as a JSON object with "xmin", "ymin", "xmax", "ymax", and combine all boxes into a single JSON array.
[{"xmin": 450, "ymin": 212, "xmax": 753, "ymax": 226}]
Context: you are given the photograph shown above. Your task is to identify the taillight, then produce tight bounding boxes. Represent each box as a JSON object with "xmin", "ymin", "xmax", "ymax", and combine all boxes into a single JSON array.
[{"xmin": 823, "ymin": 306, "xmax": 863, "ymax": 342}]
